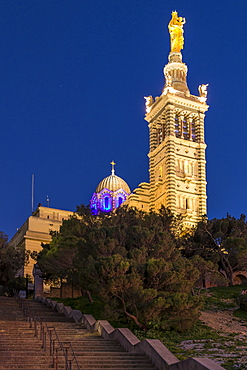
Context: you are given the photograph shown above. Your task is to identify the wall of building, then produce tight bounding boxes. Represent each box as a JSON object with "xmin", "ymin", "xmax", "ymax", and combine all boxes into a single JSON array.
[{"xmin": 9, "ymin": 206, "xmax": 74, "ymax": 280}]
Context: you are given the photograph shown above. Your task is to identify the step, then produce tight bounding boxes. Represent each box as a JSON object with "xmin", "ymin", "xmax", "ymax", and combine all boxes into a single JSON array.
[{"xmin": 0, "ymin": 297, "xmax": 157, "ymax": 370}]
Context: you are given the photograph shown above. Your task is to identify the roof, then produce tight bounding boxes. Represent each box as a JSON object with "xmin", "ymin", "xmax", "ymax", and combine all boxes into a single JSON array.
[{"xmin": 96, "ymin": 173, "xmax": 130, "ymax": 194}]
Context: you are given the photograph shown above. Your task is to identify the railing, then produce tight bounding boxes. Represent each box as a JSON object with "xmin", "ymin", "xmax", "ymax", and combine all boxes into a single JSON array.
[
  {"xmin": 48, "ymin": 326, "xmax": 80, "ymax": 370},
  {"xmin": 15, "ymin": 295, "xmax": 80, "ymax": 370}
]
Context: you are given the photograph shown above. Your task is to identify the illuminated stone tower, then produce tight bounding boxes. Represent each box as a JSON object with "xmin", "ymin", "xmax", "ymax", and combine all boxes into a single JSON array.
[{"xmin": 127, "ymin": 12, "xmax": 209, "ymax": 226}]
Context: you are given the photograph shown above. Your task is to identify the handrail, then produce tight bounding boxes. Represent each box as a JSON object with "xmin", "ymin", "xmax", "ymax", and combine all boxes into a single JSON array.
[
  {"xmin": 50, "ymin": 328, "xmax": 80, "ymax": 370},
  {"xmin": 15, "ymin": 295, "xmax": 80, "ymax": 370},
  {"xmin": 61, "ymin": 341, "xmax": 80, "ymax": 370}
]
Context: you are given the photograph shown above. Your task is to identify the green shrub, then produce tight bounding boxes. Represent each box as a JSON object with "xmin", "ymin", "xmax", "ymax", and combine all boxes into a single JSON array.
[{"xmin": 239, "ymin": 294, "xmax": 247, "ymax": 311}]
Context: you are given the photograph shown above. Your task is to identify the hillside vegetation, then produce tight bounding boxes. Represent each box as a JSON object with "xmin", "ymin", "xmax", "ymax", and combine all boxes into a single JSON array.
[
  {"xmin": 52, "ymin": 284, "xmax": 247, "ymax": 370},
  {"xmin": 35, "ymin": 205, "xmax": 247, "ymax": 334}
]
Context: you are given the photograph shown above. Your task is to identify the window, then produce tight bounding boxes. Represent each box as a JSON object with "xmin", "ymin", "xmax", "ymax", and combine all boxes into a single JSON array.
[
  {"xmin": 175, "ymin": 115, "xmax": 180, "ymax": 137},
  {"xmin": 191, "ymin": 119, "xmax": 196, "ymax": 141},
  {"xmin": 184, "ymin": 160, "xmax": 189, "ymax": 174},
  {"xmin": 183, "ymin": 118, "xmax": 189, "ymax": 140},
  {"xmin": 105, "ymin": 197, "xmax": 109, "ymax": 209},
  {"xmin": 186, "ymin": 198, "xmax": 189, "ymax": 209},
  {"xmin": 118, "ymin": 197, "xmax": 123, "ymax": 207},
  {"xmin": 157, "ymin": 126, "xmax": 162, "ymax": 145},
  {"xmin": 101, "ymin": 195, "xmax": 112, "ymax": 212},
  {"xmin": 91, "ymin": 204, "xmax": 97, "ymax": 215}
]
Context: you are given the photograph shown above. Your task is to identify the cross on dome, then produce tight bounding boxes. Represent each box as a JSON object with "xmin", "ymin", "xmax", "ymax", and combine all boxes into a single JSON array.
[{"xmin": 110, "ymin": 160, "xmax": 116, "ymax": 175}]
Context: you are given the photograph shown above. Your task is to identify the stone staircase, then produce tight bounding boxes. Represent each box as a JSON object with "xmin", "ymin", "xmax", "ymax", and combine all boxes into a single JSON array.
[
  {"xmin": 0, "ymin": 297, "xmax": 157, "ymax": 369},
  {"xmin": 0, "ymin": 297, "xmax": 51, "ymax": 369}
]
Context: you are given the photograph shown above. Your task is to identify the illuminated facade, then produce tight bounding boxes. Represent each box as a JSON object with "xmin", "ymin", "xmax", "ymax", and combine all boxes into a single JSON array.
[
  {"xmin": 9, "ymin": 206, "xmax": 74, "ymax": 279},
  {"xmin": 126, "ymin": 13, "xmax": 209, "ymax": 226},
  {"xmin": 8, "ymin": 13, "xmax": 208, "ymax": 285},
  {"xmin": 90, "ymin": 161, "xmax": 131, "ymax": 214}
]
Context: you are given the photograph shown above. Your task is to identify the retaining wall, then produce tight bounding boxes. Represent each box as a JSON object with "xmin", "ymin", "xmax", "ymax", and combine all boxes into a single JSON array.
[{"xmin": 36, "ymin": 296, "xmax": 226, "ymax": 370}]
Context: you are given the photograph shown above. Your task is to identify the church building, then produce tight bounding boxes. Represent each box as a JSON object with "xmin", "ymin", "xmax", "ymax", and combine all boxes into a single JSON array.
[
  {"xmin": 9, "ymin": 12, "xmax": 209, "ymax": 282},
  {"xmin": 90, "ymin": 161, "xmax": 130, "ymax": 214},
  {"xmin": 126, "ymin": 11, "xmax": 209, "ymax": 227}
]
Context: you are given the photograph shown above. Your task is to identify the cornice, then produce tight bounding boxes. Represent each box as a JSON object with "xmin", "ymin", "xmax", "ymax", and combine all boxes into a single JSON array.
[{"xmin": 145, "ymin": 93, "xmax": 209, "ymax": 122}]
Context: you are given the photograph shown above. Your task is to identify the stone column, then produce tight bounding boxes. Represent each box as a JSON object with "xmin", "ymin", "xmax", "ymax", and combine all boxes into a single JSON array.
[
  {"xmin": 164, "ymin": 104, "xmax": 176, "ymax": 213},
  {"xmin": 149, "ymin": 121, "xmax": 157, "ymax": 210},
  {"xmin": 196, "ymin": 111, "xmax": 207, "ymax": 216},
  {"xmin": 32, "ymin": 264, "xmax": 43, "ymax": 299}
]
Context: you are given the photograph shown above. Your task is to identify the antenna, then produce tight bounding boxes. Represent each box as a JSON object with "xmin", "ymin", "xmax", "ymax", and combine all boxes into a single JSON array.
[{"xmin": 31, "ymin": 174, "xmax": 34, "ymax": 213}]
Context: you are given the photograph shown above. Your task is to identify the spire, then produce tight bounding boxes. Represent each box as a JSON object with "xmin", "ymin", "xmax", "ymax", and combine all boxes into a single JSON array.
[
  {"xmin": 163, "ymin": 11, "xmax": 189, "ymax": 94},
  {"xmin": 110, "ymin": 160, "xmax": 116, "ymax": 175}
]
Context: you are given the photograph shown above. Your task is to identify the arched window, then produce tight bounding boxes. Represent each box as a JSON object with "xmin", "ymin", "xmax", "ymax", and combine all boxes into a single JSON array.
[
  {"xmin": 105, "ymin": 197, "xmax": 109, "ymax": 209},
  {"xmin": 191, "ymin": 119, "xmax": 196, "ymax": 141},
  {"xmin": 118, "ymin": 197, "xmax": 123, "ymax": 207},
  {"xmin": 175, "ymin": 115, "xmax": 180, "ymax": 137},
  {"xmin": 101, "ymin": 195, "xmax": 112, "ymax": 212},
  {"xmin": 91, "ymin": 204, "xmax": 97, "ymax": 215},
  {"xmin": 157, "ymin": 126, "xmax": 162, "ymax": 145},
  {"xmin": 183, "ymin": 117, "xmax": 189, "ymax": 140},
  {"xmin": 186, "ymin": 198, "xmax": 189, "ymax": 209},
  {"xmin": 184, "ymin": 160, "xmax": 189, "ymax": 174}
]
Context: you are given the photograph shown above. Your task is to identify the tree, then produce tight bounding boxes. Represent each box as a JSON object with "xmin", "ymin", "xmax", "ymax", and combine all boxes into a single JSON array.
[
  {"xmin": 0, "ymin": 231, "xmax": 25, "ymax": 287},
  {"xmin": 37, "ymin": 205, "xmax": 202, "ymax": 330},
  {"xmin": 183, "ymin": 214, "xmax": 247, "ymax": 285},
  {"xmin": 36, "ymin": 216, "xmax": 86, "ymax": 285}
]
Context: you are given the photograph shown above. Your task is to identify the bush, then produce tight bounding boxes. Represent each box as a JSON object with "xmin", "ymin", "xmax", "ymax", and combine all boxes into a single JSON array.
[{"xmin": 239, "ymin": 293, "xmax": 247, "ymax": 311}]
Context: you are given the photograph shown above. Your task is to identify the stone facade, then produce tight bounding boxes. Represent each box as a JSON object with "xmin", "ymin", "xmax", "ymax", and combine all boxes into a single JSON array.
[
  {"xmin": 9, "ymin": 206, "xmax": 74, "ymax": 279},
  {"xmin": 126, "ymin": 49, "xmax": 209, "ymax": 227}
]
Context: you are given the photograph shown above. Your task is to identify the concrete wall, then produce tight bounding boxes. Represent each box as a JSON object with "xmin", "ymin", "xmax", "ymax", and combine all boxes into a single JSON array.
[{"xmin": 43, "ymin": 284, "xmax": 81, "ymax": 299}]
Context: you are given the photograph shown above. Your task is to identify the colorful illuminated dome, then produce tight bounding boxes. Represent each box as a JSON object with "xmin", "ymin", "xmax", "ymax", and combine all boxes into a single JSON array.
[
  {"xmin": 90, "ymin": 161, "xmax": 131, "ymax": 214},
  {"xmin": 96, "ymin": 174, "xmax": 130, "ymax": 193}
]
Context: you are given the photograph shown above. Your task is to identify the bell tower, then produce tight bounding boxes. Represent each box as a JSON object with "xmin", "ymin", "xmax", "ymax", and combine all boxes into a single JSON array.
[{"xmin": 144, "ymin": 12, "xmax": 209, "ymax": 226}]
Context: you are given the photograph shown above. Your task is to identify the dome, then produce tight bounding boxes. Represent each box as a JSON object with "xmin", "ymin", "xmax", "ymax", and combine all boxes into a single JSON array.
[
  {"xmin": 90, "ymin": 162, "xmax": 131, "ymax": 215},
  {"xmin": 96, "ymin": 174, "xmax": 130, "ymax": 193}
]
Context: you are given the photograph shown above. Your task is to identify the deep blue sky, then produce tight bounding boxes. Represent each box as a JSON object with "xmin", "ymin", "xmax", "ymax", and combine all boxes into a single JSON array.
[{"xmin": 0, "ymin": 1, "xmax": 245, "ymax": 239}]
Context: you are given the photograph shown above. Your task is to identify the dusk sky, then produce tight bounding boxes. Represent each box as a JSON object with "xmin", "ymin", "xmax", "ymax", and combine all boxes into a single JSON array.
[{"xmin": 0, "ymin": 1, "xmax": 245, "ymax": 239}]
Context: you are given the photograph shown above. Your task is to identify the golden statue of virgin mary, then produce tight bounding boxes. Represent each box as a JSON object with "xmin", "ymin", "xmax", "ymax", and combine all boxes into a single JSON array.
[{"xmin": 168, "ymin": 11, "xmax": 186, "ymax": 53}]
